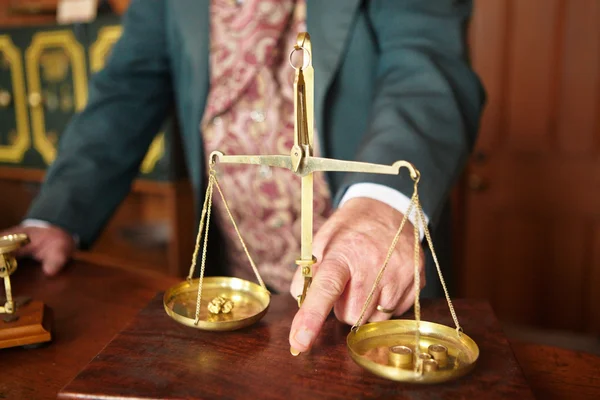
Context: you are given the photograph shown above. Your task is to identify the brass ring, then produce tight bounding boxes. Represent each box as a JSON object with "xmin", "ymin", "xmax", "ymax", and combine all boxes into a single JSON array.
[
  {"xmin": 376, "ymin": 305, "xmax": 395, "ymax": 314},
  {"xmin": 289, "ymin": 46, "xmax": 311, "ymax": 70}
]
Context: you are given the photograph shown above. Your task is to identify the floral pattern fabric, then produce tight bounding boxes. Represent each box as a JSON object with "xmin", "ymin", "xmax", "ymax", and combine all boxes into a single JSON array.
[{"xmin": 201, "ymin": 0, "xmax": 332, "ymax": 291}]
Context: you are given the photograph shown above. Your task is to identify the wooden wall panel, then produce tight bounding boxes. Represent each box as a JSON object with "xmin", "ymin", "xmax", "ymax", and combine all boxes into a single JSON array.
[
  {"xmin": 491, "ymin": 215, "xmax": 546, "ymax": 325},
  {"xmin": 463, "ymin": 0, "xmax": 600, "ymax": 333},
  {"xmin": 505, "ymin": 0, "xmax": 561, "ymax": 153},
  {"xmin": 468, "ymin": 0, "xmax": 507, "ymax": 151},
  {"xmin": 544, "ymin": 220, "xmax": 587, "ymax": 331},
  {"xmin": 556, "ymin": 0, "xmax": 600, "ymax": 155},
  {"xmin": 459, "ymin": 203, "xmax": 494, "ymax": 300},
  {"xmin": 487, "ymin": 215, "xmax": 588, "ymax": 330},
  {"xmin": 588, "ymin": 224, "xmax": 600, "ymax": 333}
]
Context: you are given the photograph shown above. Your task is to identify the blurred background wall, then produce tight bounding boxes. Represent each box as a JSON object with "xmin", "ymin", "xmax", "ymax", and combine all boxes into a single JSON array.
[{"xmin": 462, "ymin": 0, "xmax": 599, "ymax": 339}]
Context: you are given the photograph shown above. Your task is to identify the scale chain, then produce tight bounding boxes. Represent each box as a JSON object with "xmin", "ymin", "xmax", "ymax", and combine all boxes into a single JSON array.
[
  {"xmin": 413, "ymin": 193, "xmax": 422, "ymax": 363},
  {"xmin": 416, "ymin": 200, "xmax": 462, "ymax": 335},
  {"xmin": 190, "ymin": 166, "xmax": 269, "ymax": 325},
  {"xmin": 350, "ymin": 181, "xmax": 463, "ymax": 340},
  {"xmin": 212, "ymin": 176, "xmax": 267, "ymax": 291},
  {"xmin": 187, "ymin": 171, "xmax": 214, "ymax": 282},
  {"xmin": 351, "ymin": 189, "xmax": 418, "ymax": 331},
  {"xmin": 193, "ymin": 174, "xmax": 215, "ymax": 325}
]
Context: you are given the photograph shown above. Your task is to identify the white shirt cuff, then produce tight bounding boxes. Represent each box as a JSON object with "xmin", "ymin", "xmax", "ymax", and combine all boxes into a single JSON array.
[
  {"xmin": 338, "ymin": 183, "xmax": 429, "ymax": 240},
  {"xmin": 21, "ymin": 219, "xmax": 53, "ymax": 229}
]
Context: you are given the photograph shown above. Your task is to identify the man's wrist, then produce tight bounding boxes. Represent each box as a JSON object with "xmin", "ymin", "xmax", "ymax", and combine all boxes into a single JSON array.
[
  {"xmin": 338, "ymin": 183, "xmax": 429, "ymax": 240},
  {"xmin": 21, "ymin": 219, "xmax": 80, "ymax": 247}
]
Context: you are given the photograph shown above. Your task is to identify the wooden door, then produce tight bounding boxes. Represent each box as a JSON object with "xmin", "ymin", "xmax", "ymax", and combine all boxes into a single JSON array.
[{"xmin": 461, "ymin": 0, "xmax": 600, "ymax": 333}]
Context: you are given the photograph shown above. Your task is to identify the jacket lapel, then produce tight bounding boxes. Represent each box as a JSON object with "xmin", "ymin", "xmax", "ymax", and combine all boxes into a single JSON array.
[{"xmin": 306, "ymin": 0, "xmax": 361, "ymax": 154}]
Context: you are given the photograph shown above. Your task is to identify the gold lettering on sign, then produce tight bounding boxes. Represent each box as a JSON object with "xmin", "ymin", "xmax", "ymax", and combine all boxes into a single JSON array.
[
  {"xmin": 0, "ymin": 35, "xmax": 31, "ymax": 163},
  {"xmin": 89, "ymin": 26, "xmax": 122, "ymax": 73},
  {"xmin": 60, "ymin": 83, "xmax": 73, "ymax": 112},
  {"xmin": 140, "ymin": 135, "xmax": 166, "ymax": 174},
  {"xmin": 26, "ymin": 30, "xmax": 87, "ymax": 165},
  {"xmin": 40, "ymin": 50, "xmax": 69, "ymax": 82}
]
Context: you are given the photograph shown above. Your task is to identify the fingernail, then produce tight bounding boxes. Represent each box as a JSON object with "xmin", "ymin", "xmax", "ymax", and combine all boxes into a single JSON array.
[
  {"xmin": 293, "ymin": 328, "xmax": 313, "ymax": 348},
  {"xmin": 290, "ymin": 347, "xmax": 300, "ymax": 356}
]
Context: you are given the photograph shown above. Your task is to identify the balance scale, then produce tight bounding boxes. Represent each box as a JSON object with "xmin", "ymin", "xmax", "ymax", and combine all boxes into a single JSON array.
[{"xmin": 162, "ymin": 32, "xmax": 479, "ymax": 384}]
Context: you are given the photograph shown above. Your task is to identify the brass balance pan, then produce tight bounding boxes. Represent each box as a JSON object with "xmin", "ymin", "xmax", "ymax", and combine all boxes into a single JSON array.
[
  {"xmin": 347, "ymin": 319, "xmax": 479, "ymax": 384},
  {"xmin": 0, "ymin": 234, "xmax": 30, "ymax": 254},
  {"xmin": 163, "ymin": 276, "xmax": 270, "ymax": 331}
]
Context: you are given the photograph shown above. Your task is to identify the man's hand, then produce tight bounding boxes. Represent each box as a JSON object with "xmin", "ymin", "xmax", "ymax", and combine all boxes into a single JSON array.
[
  {"xmin": 289, "ymin": 198, "xmax": 425, "ymax": 354},
  {"xmin": 0, "ymin": 225, "xmax": 75, "ymax": 276}
]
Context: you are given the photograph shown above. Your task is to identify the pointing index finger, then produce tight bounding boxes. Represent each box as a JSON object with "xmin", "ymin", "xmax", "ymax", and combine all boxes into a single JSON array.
[{"xmin": 289, "ymin": 258, "xmax": 350, "ymax": 353}]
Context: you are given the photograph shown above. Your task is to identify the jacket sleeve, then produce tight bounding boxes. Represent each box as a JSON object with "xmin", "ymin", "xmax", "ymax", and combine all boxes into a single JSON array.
[
  {"xmin": 337, "ymin": 0, "xmax": 485, "ymax": 227},
  {"xmin": 25, "ymin": 0, "xmax": 173, "ymax": 248}
]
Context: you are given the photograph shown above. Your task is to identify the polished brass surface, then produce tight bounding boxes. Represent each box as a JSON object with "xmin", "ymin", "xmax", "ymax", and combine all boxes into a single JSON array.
[
  {"xmin": 295, "ymin": 255, "xmax": 316, "ymax": 306},
  {"xmin": 210, "ymin": 152, "xmax": 420, "ymax": 180},
  {"xmin": 347, "ymin": 320, "xmax": 479, "ymax": 383},
  {"xmin": 422, "ymin": 359, "xmax": 439, "ymax": 373},
  {"xmin": 207, "ymin": 296, "xmax": 234, "ymax": 314},
  {"xmin": 0, "ymin": 234, "xmax": 30, "ymax": 315},
  {"xmin": 0, "ymin": 234, "xmax": 30, "ymax": 254},
  {"xmin": 429, "ymin": 344, "xmax": 448, "ymax": 357},
  {"xmin": 0, "ymin": 254, "xmax": 16, "ymax": 277},
  {"xmin": 293, "ymin": 34, "xmax": 315, "ymax": 306},
  {"xmin": 429, "ymin": 343, "xmax": 449, "ymax": 367},
  {"xmin": 163, "ymin": 277, "xmax": 270, "ymax": 331},
  {"xmin": 388, "ymin": 345, "xmax": 413, "ymax": 367}
]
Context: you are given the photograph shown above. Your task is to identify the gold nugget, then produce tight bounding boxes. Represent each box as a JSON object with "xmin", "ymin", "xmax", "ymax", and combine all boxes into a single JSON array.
[{"xmin": 208, "ymin": 296, "xmax": 234, "ymax": 314}]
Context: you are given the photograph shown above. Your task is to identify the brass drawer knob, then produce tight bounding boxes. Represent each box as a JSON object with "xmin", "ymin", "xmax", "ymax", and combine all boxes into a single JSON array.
[
  {"xmin": 0, "ymin": 90, "xmax": 11, "ymax": 108},
  {"xmin": 28, "ymin": 92, "xmax": 43, "ymax": 108},
  {"xmin": 468, "ymin": 174, "xmax": 488, "ymax": 192}
]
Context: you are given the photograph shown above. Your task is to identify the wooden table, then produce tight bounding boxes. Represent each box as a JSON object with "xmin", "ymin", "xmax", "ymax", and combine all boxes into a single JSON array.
[
  {"xmin": 1, "ymin": 260, "xmax": 599, "ymax": 399},
  {"xmin": 511, "ymin": 341, "xmax": 600, "ymax": 400},
  {"xmin": 59, "ymin": 295, "xmax": 536, "ymax": 399},
  {"xmin": 0, "ymin": 260, "xmax": 177, "ymax": 400}
]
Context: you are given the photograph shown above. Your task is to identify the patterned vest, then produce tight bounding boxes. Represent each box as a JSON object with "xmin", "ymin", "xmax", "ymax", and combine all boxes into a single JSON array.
[{"xmin": 200, "ymin": 0, "xmax": 332, "ymax": 292}]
